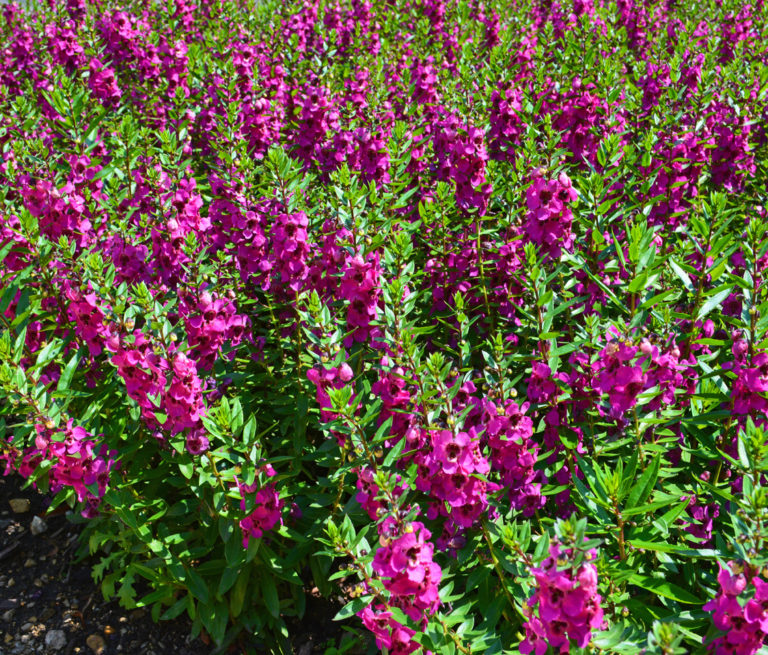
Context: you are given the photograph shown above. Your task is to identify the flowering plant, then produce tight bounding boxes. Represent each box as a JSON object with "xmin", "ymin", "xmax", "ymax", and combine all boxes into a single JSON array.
[{"xmin": 1, "ymin": 0, "xmax": 768, "ymax": 652}]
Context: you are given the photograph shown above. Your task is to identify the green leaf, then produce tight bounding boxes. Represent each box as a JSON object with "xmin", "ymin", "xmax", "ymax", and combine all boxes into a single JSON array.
[
  {"xmin": 178, "ymin": 460, "xmax": 194, "ymax": 479},
  {"xmin": 217, "ymin": 565, "xmax": 240, "ymax": 597},
  {"xmin": 186, "ymin": 567, "xmax": 210, "ymax": 605},
  {"xmin": 261, "ymin": 574, "xmax": 280, "ymax": 618},
  {"xmin": 160, "ymin": 595, "xmax": 189, "ymax": 621},
  {"xmin": 622, "ymin": 496, "xmax": 682, "ymax": 517},
  {"xmin": 229, "ymin": 570, "xmax": 248, "ymax": 618},
  {"xmin": 334, "ymin": 597, "xmax": 368, "ymax": 621},
  {"xmin": 199, "ymin": 600, "xmax": 228, "ymax": 645},
  {"xmin": 668, "ymin": 259, "xmax": 694, "ymax": 293},
  {"xmin": 117, "ymin": 571, "xmax": 137, "ymax": 607},
  {"xmin": 697, "ymin": 284, "xmax": 733, "ymax": 320},
  {"xmin": 628, "ymin": 574, "xmax": 703, "ymax": 604},
  {"xmin": 626, "ymin": 454, "xmax": 660, "ymax": 510},
  {"xmin": 34, "ymin": 340, "xmax": 61, "ymax": 369},
  {"xmin": 576, "ymin": 456, "xmax": 610, "ymax": 505},
  {"xmin": 57, "ymin": 350, "xmax": 81, "ymax": 393},
  {"xmin": 627, "ymin": 540, "xmax": 718, "ymax": 559},
  {"xmin": 383, "ymin": 433, "xmax": 406, "ymax": 466}
]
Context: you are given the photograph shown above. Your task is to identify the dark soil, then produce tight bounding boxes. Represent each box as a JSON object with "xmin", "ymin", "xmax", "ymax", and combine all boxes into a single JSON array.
[
  {"xmin": 0, "ymin": 472, "xmax": 207, "ymax": 655},
  {"xmin": 0, "ymin": 474, "xmax": 355, "ymax": 655}
]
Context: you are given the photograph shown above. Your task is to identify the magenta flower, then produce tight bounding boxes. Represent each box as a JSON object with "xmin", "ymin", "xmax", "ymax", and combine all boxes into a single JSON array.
[{"xmin": 522, "ymin": 538, "xmax": 604, "ymax": 653}]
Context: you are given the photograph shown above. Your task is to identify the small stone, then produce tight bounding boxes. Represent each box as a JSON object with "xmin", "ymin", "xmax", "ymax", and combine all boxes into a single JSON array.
[
  {"xmin": 4, "ymin": 633, "xmax": 12, "ymax": 644},
  {"xmin": 9, "ymin": 498, "xmax": 30, "ymax": 513},
  {"xmin": 129, "ymin": 609, "xmax": 146, "ymax": 621},
  {"xmin": 30, "ymin": 516, "xmax": 48, "ymax": 536},
  {"xmin": 86, "ymin": 634, "xmax": 106, "ymax": 655},
  {"xmin": 104, "ymin": 625, "xmax": 115, "ymax": 636},
  {"xmin": 24, "ymin": 558, "xmax": 36, "ymax": 568},
  {"xmin": 33, "ymin": 578, "xmax": 44, "ymax": 588},
  {"xmin": 45, "ymin": 630, "xmax": 66, "ymax": 651},
  {"xmin": 21, "ymin": 622, "xmax": 32, "ymax": 632},
  {"xmin": 40, "ymin": 608, "xmax": 55, "ymax": 621},
  {"xmin": 1, "ymin": 609, "xmax": 14, "ymax": 622},
  {"xmin": 6, "ymin": 578, "xmax": 14, "ymax": 588}
]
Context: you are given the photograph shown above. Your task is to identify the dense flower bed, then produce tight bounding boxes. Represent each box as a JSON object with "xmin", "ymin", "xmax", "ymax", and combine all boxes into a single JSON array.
[{"xmin": 1, "ymin": 0, "xmax": 768, "ymax": 652}]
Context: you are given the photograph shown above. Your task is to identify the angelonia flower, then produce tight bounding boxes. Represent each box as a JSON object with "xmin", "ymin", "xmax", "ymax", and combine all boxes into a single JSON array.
[
  {"xmin": 339, "ymin": 254, "xmax": 383, "ymax": 347},
  {"xmin": 62, "ymin": 281, "xmax": 114, "ymax": 357},
  {"xmin": 481, "ymin": 398, "xmax": 543, "ymax": 516},
  {"xmin": 307, "ymin": 360, "xmax": 355, "ymax": 434},
  {"xmin": 524, "ymin": 171, "xmax": 577, "ymax": 259},
  {"xmin": 372, "ymin": 518, "xmax": 442, "ymax": 615},
  {"xmin": 682, "ymin": 495, "xmax": 720, "ymax": 544},
  {"xmin": 358, "ymin": 604, "xmax": 423, "ymax": 655},
  {"xmin": 19, "ymin": 420, "xmax": 118, "ymax": 518},
  {"xmin": 236, "ymin": 464, "xmax": 284, "ymax": 547},
  {"xmin": 358, "ymin": 517, "xmax": 442, "ymax": 654},
  {"xmin": 180, "ymin": 289, "xmax": 250, "ymax": 371},
  {"xmin": 111, "ymin": 334, "xmax": 206, "ymax": 437},
  {"xmin": 520, "ymin": 538, "xmax": 605, "ymax": 654},
  {"xmin": 88, "ymin": 57, "xmax": 122, "ymax": 106},
  {"xmin": 704, "ymin": 562, "xmax": 768, "ymax": 655},
  {"xmin": 416, "ymin": 427, "xmax": 493, "ymax": 529}
]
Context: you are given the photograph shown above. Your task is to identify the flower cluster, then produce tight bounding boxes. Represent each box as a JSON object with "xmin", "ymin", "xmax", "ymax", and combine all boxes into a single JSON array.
[
  {"xmin": 521, "ymin": 539, "xmax": 605, "ymax": 654},
  {"xmin": 111, "ymin": 334, "xmax": 206, "ymax": 439},
  {"xmin": 704, "ymin": 562, "xmax": 768, "ymax": 654},
  {"xmin": 236, "ymin": 464, "xmax": 284, "ymax": 547},
  {"xmin": 19, "ymin": 421, "xmax": 117, "ymax": 518},
  {"xmin": 417, "ymin": 428, "xmax": 492, "ymax": 529},
  {"xmin": 180, "ymin": 289, "xmax": 249, "ymax": 371},
  {"xmin": 339, "ymin": 254, "xmax": 382, "ymax": 347},
  {"xmin": 524, "ymin": 171, "xmax": 578, "ymax": 259},
  {"xmin": 481, "ymin": 398, "xmax": 543, "ymax": 516},
  {"xmin": 433, "ymin": 116, "xmax": 492, "ymax": 214},
  {"xmin": 359, "ymin": 518, "xmax": 442, "ymax": 654}
]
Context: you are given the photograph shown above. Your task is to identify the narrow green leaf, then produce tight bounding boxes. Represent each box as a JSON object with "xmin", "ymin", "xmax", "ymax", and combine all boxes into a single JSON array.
[
  {"xmin": 57, "ymin": 350, "xmax": 81, "ymax": 393},
  {"xmin": 669, "ymin": 259, "xmax": 694, "ymax": 293},
  {"xmin": 261, "ymin": 574, "xmax": 280, "ymax": 618},
  {"xmin": 626, "ymin": 454, "xmax": 660, "ymax": 510},
  {"xmin": 628, "ymin": 574, "xmax": 703, "ymax": 604},
  {"xmin": 186, "ymin": 567, "xmax": 210, "ymax": 605},
  {"xmin": 697, "ymin": 285, "xmax": 733, "ymax": 320},
  {"xmin": 333, "ymin": 597, "xmax": 368, "ymax": 621}
]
